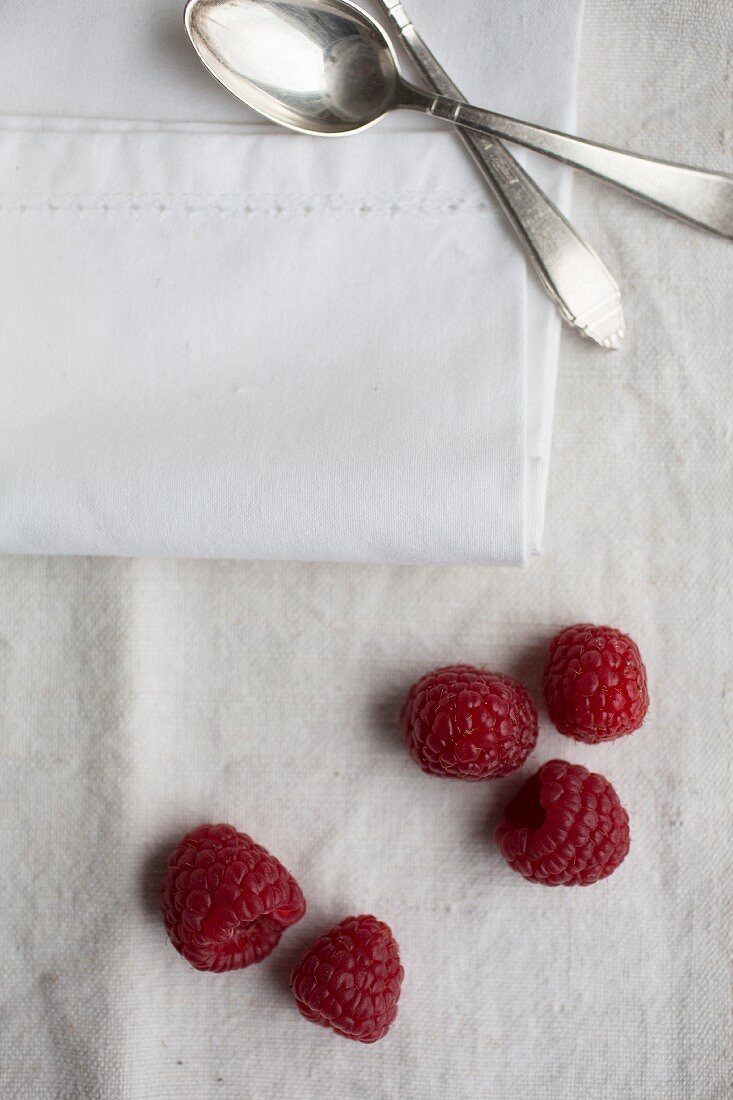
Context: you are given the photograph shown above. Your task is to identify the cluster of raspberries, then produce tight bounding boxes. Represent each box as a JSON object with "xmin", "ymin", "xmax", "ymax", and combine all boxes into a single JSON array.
[
  {"xmin": 161, "ymin": 826, "xmax": 403, "ymax": 1044},
  {"xmin": 161, "ymin": 623, "xmax": 647, "ymax": 1044}
]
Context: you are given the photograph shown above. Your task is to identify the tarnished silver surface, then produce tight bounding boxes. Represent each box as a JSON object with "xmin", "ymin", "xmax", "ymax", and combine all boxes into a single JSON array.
[
  {"xmin": 375, "ymin": 0, "xmax": 624, "ymax": 347},
  {"xmin": 185, "ymin": 0, "xmax": 733, "ymax": 241},
  {"xmin": 428, "ymin": 99, "xmax": 733, "ymax": 239}
]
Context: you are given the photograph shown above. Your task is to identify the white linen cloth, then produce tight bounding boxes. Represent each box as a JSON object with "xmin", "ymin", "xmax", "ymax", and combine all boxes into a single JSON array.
[
  {"xmin": 0, "ymin": 0, "xmax": 584, "ymax": 564},
  {"xmin": 2, "ymin": 2, "xmax": 732, "ymax": 1100}
]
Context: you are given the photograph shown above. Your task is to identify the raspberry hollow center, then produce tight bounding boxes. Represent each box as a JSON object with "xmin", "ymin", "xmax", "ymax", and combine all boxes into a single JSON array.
[
  {"xmin": 235, "ymin": 916, "xmax": 258, "ymax": 936},
  {"xmin": 503, "ymin": 773, "xmax": 546, "ymax": 831}
]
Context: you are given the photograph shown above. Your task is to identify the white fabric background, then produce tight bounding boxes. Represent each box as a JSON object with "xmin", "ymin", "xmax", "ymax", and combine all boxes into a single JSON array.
[
  {"xmin": 0, "ymin": 0, "xmax": 583, "ymax": 564},
  {"xmin": 1, "ymin": 1, "xmax": 732, "ymax": 1098}
]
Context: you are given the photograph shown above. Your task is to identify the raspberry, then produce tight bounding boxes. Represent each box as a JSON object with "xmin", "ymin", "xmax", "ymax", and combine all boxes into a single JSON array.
[
  {"xmin": 161, "ymin": 824, "xmax": 305, "ymax": 972},
  {"xmin": 291, "ymin": 915, "xmax": 403, "ymax": 1044},
  {"xmin": 400, "ymin": 665, "xmax": 538, "ymax": 780},
  {"xmin": 495, "ymin": 760, "xmax": 630, "ymax": 886},
  {"xmin": 543, "ymin": 623, "xmax": 649, "ymax": 743}
]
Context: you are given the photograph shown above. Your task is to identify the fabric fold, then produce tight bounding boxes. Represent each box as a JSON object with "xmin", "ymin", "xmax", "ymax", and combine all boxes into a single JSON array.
[{"xmin": 0, "ymin": 0, "xmax": 584, "ymax": 563}]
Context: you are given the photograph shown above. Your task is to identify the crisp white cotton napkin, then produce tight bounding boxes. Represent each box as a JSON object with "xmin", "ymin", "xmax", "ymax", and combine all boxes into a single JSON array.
[{"xmin": 0, "ymin": 0, "xmax": 583, "ymax": 563}]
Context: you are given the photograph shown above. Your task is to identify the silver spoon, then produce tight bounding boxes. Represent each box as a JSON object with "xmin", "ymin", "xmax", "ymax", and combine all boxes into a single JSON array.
[
  {"xmin": 374, "ymin": 0, "xmax": 624, "ymax": 348},
  {"xmin": 184, "ymin": 0, "xmax": 733, "ymax": 239}
]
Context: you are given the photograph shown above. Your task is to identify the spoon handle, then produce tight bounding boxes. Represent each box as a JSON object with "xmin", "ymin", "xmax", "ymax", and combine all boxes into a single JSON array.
[
  {"xmin": 424, "ymin": 96, "xmax": 733, "ymax": 238},
  {"xmin": 377, "ymin": 0, "xmax": 624, "ymax": 348}
]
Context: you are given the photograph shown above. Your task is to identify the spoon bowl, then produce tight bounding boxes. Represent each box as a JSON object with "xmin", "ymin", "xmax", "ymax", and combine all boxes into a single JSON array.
[
  {"xmin": 184, "ymin": 0, "xmax": 405, "ymax": 134},
  {"xmin": 184, "ymin": 0, "xmax": 733, "ymax": 237}
]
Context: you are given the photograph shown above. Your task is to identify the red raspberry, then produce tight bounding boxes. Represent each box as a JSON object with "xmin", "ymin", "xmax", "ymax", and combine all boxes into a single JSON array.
[
  {"xmin": 291, "ymin": 915, "xmax": 403, "ymax": 1044},
  {"xmin": 543, "ymin": 623, "xmax": 649, "ymax": 743},
  {"xmin": 495, "ymin": 760, "xmax": 630, "ymax": 886},
  {"xmin": 161, "ymin": 824, "xmax": 305, "ymax": 972},
  {"xmin": 400, "ymin": 665, "xmax": 538, "ymax": 780}
]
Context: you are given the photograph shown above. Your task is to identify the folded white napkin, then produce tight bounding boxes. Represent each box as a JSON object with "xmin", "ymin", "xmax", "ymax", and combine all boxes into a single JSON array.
[{"xmin": 0, "ymin": 0, "xmax": 583, "ymax": 563}]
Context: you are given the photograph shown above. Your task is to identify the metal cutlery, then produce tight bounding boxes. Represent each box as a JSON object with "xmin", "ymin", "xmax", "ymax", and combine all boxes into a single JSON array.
[
  {"xmin": 373, "ymin": 0, "xmax": 625, "ymax": 347},
  {"xmin": 184, "ymin": 0, "xmax": 733, "ymax": 240}
]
